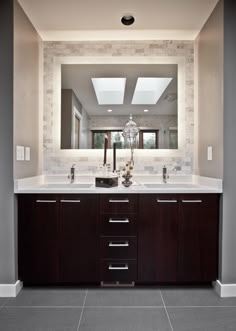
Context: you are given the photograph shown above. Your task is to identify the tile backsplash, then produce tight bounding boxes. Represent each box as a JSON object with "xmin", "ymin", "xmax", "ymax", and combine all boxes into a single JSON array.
[{"xmin": 43, "ymin": 40, "xmax": 194, "ymax": 175}]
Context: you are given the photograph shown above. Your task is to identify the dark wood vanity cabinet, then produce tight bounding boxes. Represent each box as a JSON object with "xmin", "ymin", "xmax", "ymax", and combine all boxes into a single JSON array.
[
  {"xmin": 138, "ymin": 194, "xmax": 219, "ymax": 284},
  {"xmin": 18, "ymin": 194, "xmax": 99, "ymax": 284},
  {"xmin": 18, "ymin": 192, "xmax": 219, "ymax": 285}
]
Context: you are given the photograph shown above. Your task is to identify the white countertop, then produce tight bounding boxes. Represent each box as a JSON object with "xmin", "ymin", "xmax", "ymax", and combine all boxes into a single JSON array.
[{"xmin": 14, "ymin": 174, "xmax": 223, "ymax": 194}]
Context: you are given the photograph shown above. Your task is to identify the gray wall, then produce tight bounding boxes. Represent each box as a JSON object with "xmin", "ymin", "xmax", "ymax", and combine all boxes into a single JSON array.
[
  {"xmin": 14, "ymin": 0, "xmax": 42, "ymax": 179},
  {"xmin": 196, "ymin": 0, "xmax": 236, "ymax": 286},
  {"xmin": 220, "ymin": 0, "xmax": 236, "ymax": 283},
  {"xmin": 0, "ymin": 0, "xmax": 42, "ymax": 285},
  {"xmin": 196, "ymin": 0, "xmax": 224, "ymax": 179},
  {"xmin": 0, "ymin": 0, "xmax": 17, "ymax": 284}
]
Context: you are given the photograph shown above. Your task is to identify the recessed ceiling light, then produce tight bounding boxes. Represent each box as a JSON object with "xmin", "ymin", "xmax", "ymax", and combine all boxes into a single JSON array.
[
  {"xmin": 92, "ymin": 78, "xmax": 126, "ymax": 105},
  {"xmin": 107, "ymin": 109, "xmax": 112, "ymax": 112},
  {"xmin": 132, "ymin": 77, "xmax": 173, "ymax": 105},
  {"xmin": 121, "ymin": 14, "xmax": 135, "ymax": 26},
  {"xmin": 144, "ymin": 109, "xmax": 149, "ymax": 113}
]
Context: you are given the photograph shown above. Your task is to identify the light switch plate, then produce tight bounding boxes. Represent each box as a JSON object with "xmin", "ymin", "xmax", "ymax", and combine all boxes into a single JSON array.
[
  {"xmin": 25, "ymin": 147, "xmax": 30, "ymax": 161},
  {"xmin": 207, "ymin": 146, "xmax": 213, "ymax": 161},
  {"xmin": 16, "ymin": 145, "xmax": 24, "ymax": 161}
]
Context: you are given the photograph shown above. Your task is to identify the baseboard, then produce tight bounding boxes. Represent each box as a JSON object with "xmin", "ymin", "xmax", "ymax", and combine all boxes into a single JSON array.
[
  {"xmin": 0, "ymin": 280, "xmax": 23, "ymax": 297},
  {"xmin": 214, "ymin": 280, "xmax": 236, "ymax": 297}
]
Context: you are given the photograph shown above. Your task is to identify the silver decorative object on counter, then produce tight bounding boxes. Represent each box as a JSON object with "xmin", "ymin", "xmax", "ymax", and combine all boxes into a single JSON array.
[
  {"xmin": 122, "ymin": 173, "xmax": 133, "ymax": 188},
  {"xmin": 121, "ymin": 160, "xmax": 134, "ymax": 188}
]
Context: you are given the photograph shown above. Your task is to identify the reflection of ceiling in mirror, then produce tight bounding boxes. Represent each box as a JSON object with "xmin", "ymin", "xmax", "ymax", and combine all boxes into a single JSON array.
[
  {"xmin": 131, "ymin": 77, "xmax": 173, "ymax": 105},
  {"xmin": 61, "ymin": 64, "xmax": 177, "ymax": 116},
  {"xmin": 91, "ymin": 77, "xmax": 126, "ymax": 105}
]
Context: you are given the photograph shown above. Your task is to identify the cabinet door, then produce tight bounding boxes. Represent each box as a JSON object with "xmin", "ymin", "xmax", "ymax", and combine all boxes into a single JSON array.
[
  {"xmin": 138, "ymin": 194, "xmax": 179, "ymax": 283},
  {"xmin": 178, "ymin": 194, "xmax": 219, "ymax": 282},
  {"xmin": 18, "ymin": 195, "xmax": 59, "ymax": 284},
  {"xmin": 59, "ymin": 194, "xmax": 99, "ymax": 283}
]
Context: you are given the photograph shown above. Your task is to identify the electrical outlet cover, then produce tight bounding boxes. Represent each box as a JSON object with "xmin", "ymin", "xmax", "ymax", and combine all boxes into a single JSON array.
[
  {"xmin": 207, "ymin": 146, "xmax": 213, "ymax": 161},
  {"xmin": 16, "ymin": 145, "xmax": 24, "ymax": 161}
]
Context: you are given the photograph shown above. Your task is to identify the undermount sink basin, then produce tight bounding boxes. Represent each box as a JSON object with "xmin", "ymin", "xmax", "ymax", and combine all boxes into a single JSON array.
[
  {"xmin": 41, "ymin": 183, "xmax": 93, "ymax": 189},
  {"xmin": 143, "ymin": 183, "xmax": 200, "ymax": 189}
]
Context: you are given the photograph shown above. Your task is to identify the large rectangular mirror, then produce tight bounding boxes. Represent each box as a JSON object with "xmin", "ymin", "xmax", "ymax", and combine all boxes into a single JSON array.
[{"xmin": 60, "ymin": 63, "xmax": 178, "ymax": 150}]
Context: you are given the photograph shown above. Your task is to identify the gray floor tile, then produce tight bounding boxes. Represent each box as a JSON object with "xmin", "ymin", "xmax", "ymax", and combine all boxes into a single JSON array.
[
  {"xmin": 79, "ymin": 307, "xmax": 172, "ymax": 331},
  {"xmin": 85, "ymin": 288, "xmax": 163, "ymax": 307},
  {"xmin": 0, "ymin": 307, "xmax": 82, "ymax": 331},
  {"xmin": 161, "ymin": 287, "xmax": 236, "ymax": 307},
  {"xmin": 7, "ymin": 288, "xmax": 86, "ymax": 307},
  {"xmin": 168, "ymin": 307, "xmax": 236, "ymax": 331}
]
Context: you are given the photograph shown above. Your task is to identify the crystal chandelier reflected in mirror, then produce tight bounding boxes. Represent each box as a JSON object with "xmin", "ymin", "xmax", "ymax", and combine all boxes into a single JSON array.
[{"xmin": 122, "ymin": 114, "xmax": 139, "ymax": 164}]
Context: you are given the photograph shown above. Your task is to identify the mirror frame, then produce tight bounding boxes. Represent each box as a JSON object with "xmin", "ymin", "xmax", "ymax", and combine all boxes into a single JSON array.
[{"xmin": 52, "ymin": 56, "xmax": 185, "ymax": 159}]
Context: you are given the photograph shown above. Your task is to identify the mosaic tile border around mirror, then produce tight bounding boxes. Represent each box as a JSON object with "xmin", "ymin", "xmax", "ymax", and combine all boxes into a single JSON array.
[{"xmin": 43, "ymin": 40, "xmax": 194, "ymax": 175}]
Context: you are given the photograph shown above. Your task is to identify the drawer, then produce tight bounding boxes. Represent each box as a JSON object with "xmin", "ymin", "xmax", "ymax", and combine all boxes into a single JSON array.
[
  {"xmin": 100, "ymin": 260, "xmax": 137, "ymax": 282},
  {"xmin": 100, "ymin": 237, "xmax": 137, "ymax": 259},
  {"xmin": 100, "ymin": 214, "xmax": 137, "ymax": 236},
  {"xmin": 100, "ymin": 194, "xmax": 138, "ymax": 214}
]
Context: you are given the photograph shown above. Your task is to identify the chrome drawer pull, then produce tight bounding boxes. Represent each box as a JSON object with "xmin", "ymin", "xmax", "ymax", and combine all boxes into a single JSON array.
[
  {"xmin": 157, "ymin": 199, "xmax": 177, "ymax": 203},
  {"xmin": 36, "ymin": 200, "xmax": 57, "ymax": 203},
  {"xmin": 109, "ymin": 264, "xmax": 128, "ymax": 270},
  {"xmin": 60, "ymin": 200, "xmax": 81, "ymax": 203},
  {"xmin": 109, "ymin": 241, "xmax": 129, "ymax": 247},
  {"xmin": 109, "ymin": 199, "xmax": 129, "ymax": 203},
  {"xmin": 109, "ymin": 218, "xmax": 129, "ymax": 223},
  {"xmin": 182, "ymin": 200, "xmax": 202, "ymax": 203}
]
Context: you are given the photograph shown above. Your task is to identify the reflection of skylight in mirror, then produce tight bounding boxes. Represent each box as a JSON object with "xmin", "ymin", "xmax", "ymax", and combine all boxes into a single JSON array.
[
  {"xmin": 131, "ymin": 77, "xmax": 173, "ymax": 105},
  {"xmin": 92, "ymin": 78, "xmax": 126, "ymax": 105}
]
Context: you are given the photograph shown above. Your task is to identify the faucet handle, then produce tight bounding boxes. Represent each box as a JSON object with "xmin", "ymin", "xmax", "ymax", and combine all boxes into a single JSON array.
[{"xmin": 71, "ymin": 163, "xmax": 76, "ymax": 168}]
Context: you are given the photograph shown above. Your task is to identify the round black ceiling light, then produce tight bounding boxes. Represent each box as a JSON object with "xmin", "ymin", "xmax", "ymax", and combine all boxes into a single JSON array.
[{"xmin": 121, "ymin": 14, "xmax": 135, "ymax": 26}]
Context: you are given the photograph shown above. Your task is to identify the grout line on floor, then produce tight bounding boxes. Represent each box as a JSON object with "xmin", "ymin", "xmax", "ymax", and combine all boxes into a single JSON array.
[
  {"xmin": 3, "ymin": 304, "xmax": 236, "ymax": 309},
  {"xmin": 77, "ymin": 289, "xmax": 88, "ymax": 331},
  {"xmin": 166, "ymin": 305, "xmax": 236, "ymax": 309},
  {"xmin": 83, "ymin": 305, "xmax": 165, "ymax": 308},
  {"xmin": 4, "ymin": 305, "xmax": 83, "ymax": 309},
  {"xmin": 17, "ymin": 289, "xmax": 87, "ymax": 293},
  {"xmin": 160, "ymin": 290, "xmax": 174, "ymax": 331},
  {"xmin": 83, "ymin": 305, "xmax": 166, "ymax": 309}
]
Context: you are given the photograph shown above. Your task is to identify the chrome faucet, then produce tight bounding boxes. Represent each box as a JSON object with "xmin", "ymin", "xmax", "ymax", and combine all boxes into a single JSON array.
[
  {"xmin": 68, "ymin": 164, "xmax": 76, "ymax": 183},
  {"xmin": 162, "ymin": 165, "xmax": 169, "ymax": 183}
]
